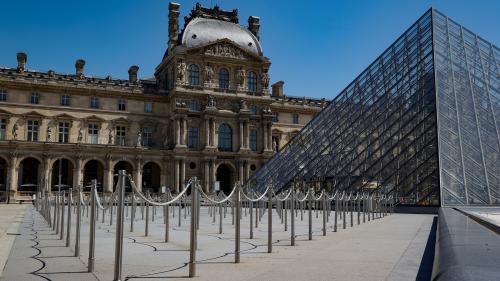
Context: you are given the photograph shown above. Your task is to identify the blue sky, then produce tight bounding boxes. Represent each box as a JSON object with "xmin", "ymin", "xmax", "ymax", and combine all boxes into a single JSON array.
[{"xmin": 1, "ymin": 0, "xmax": 499, "ymax": 100}]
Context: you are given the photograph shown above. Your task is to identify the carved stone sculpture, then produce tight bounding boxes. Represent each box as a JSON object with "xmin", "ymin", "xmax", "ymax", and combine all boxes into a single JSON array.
[
  {"xmin": 12, "ymin": 123, "xmax": 19, "ymax": 140},
  {"xmin": 137, "ymin": 131, "xmax": 142, "ymax": 147},
  {"xmin": 236, "ymin": 67, "xmax": 245, "ymax": 87},
  {"xmin": 207, "ymin": 95, "xmax": 217, "ymax": 108},
  {"xmin": 240, "ymin": 98, "xmax": 248, "ymax": 111},
  {"xmin": 203, "ymin": 64, "xmax": 214, "ymax": 84},
  {"xmin": 261, "ymin": 72, "xmax": 270, "ymax": 89},
  {"xmin": 272, "ymin": 138, "xmax": 277, "ymax": 151},
  {"xmin": 77, "ymin": 127, "xmax": 83, "ymax": 143},
  {"xmin": 177, "ymin": 60, "xmax": 186, "ymax": 83},
  {"xmin": 108, "ymin": 129, "xmax": 114, "ymax": 144},
  {"xmin": 46, "ymin": 126, "xmax": 52, "ymax": 142}
]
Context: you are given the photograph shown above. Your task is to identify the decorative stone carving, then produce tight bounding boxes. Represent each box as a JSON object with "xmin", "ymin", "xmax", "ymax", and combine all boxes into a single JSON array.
[
  {"xmin": 12, "ymin": 123, "xmax": 19, "ymax": 140},
  {"xmin": 240, "ymin": 98, "xmax": 248, "ymax": 111},
  {"xmin": 261, "ymin": 71, "xmax": 270, "ymax": 89},
  {"xmin": 175, "ymin": 99, "xmax": 187, "ymax": 108},
  {"xmin": 176, "ymin": 60, "xmax": 186, "ymax": 84},
  {"xmin": 236, "ymin": 67, "xmax": 245, "ymax": 87},
  {"xmin": 272, "ymin": 138, "xmax": 277, "ymax": 152},
  {"xmin": 207, "ymin": 95, "xmax": 217, "ymax": 108},
  {"xmin": 204, "ymin": 43, "xmax": 245, "ymax": 59},
  {"xmin": 48, "ymin": 70, "xmax": 55, "ymax": 78},
  {"xmin": 136, "ymin": 131, "xmax": 142, "ymax": 147},
  {"xmin": 46, "ymin": 125, "xmax": 52, "ymax": 142},
  {"xmin": 108, "ymin": 128, "xmax": 114, "ymax": 144},
  {"xmin": 203, "ymin": 64, "xmax": 214, "ymax": 85},
  {"xmin": 77, "ymin": 127, "xmax": 83, "ymax": 143}
]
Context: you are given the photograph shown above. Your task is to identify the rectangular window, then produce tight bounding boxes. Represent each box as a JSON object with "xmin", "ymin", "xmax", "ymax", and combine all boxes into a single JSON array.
[
  {"xmin": 250, "ymin": 130, "xmax": 257, "ymax": 151},
  {"xmin": 272, "ymin": 112, "xmax": 279, "ymax": 122},
  {"xmin": 0, "ymin": 89, "xmax": 7, "ymax": 102},
  {"xmin": 58, "ymin": 121, "xmax": 70, "ymax": 143},
  {"xmin": 115, "ymin": 126, "xmax": 126, "ymax": 146},
  {"xmin": 292, "ymin": 114, "xmax": 299, "ymax": 124},
  {"xmin": 187, "ymin": 127, "xmax": 199, "ymax": 149},
  {"xmin": 87, "ymin": 123, "xmax": 99, "ymax": 144},
  {"xmin": 142, "ymin": 127, "xmax": 153, "ymax": 147},
  {"xmin": 27, "ymin": 120, "xmax": 39, "ymax": 141},
  {"xmin": 189, "ymin": 99, "xmax": 199, "ymax": 112},
  {"xmin": 118, "ymin": 99, "xmax": 126, "ymax": 111},
  {"xmin": 30, "ymin": 92, "xmax": 39, "ymax": 104},
  {"xmin": 60, "ymin": 94, "xmax": 71, "ymax": 106},
  {"xmin": 90, "ymin": 96, "xmax": 99, "ymax": 109},
  {"xmin": 0, "ymin": 118, "xmax": 6, "ymax": 140},
  {"xmin": 144, "ymin": 101, "xmax": 153, "ymax": 113}
]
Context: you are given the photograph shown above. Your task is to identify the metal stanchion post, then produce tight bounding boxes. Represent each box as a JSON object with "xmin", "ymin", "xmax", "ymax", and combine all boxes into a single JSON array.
[
  {"xmin": 66, "ymin": 188, "xmax": 72, "ymax": 247},
  {"xmin": 113, "ymin": 170, "xmax": 126, "ymax": 281},
  {"xmin": 188, "ymin": 179, "xmax": 198, "ymax": 278},
  {"xmin": 235, "ymin": 183, "xmax": 240, "ymax": 263},
  {"xmin": 145, "ymin": 201, "xmax": 149, "ymax": 236},
  {"xmin": 308, "ymin": 188, "xmax": 313, "ymax": 240},
  {"xmin": 249, "ymin": 196, "xmax": 253, "ymax": 239},
  {"xmin": 350, "ymin": 198, "xmax": 353, "ymax": 227},
  {"xmin": 219, "ymin": 203, "xmax": 223, "ymax": 234},
  {"xmin": 342, "ymin": 198, "xmax": 346, "ymax": 229},
  {"xmin": 60, "ymin": 191, "xmax": 65, "ymax": 240},
  {"xmin": 165, "ymin": 204, "xmax": 170, "ymax": 242},
  {"xmin": 334, "ymin": 197, "xmax": 338, "ymax": 232},
  {"xmin": 88, "ymin": 180, "xmax": 97, "ymax": 272},
  {"xmin": 322, "ymin": 195, "xmax": 327, "ymax": 236},
  {"xmin": 291, "ymin": 189, "xmax": 295, "ymax": 246},
  {"xmin": 267, "ymin": 186, "xmax": 272, "ymax": 253},
  {"xmin": 284, "ymin": 197, "xmax": 288, "ymax": 231},
  {"xmin": 75, "ymin": 185, "xmax": 82, "ymax": 257},
  {"xmin": 130, "ymin": 191, "xmax": 135, "ymax": 232}
]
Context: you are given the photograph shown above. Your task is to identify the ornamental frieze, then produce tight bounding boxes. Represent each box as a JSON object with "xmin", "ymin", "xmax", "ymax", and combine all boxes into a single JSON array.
[{"xmin": 204, "ymin": 43, "xmax": 246, "ymax": 59}]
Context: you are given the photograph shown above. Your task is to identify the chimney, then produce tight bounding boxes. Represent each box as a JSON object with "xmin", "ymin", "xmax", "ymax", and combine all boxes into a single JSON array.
[
  {"xmin": 75, "ymin": 59, "xmax": 85, "ymax": 77},
  {"xmin": 128, "ymin": 65, "xmax": 139, "ymax": 83},
  {"xmin": 248, "ymin": 16, "xmax": 260, "ymax": 40},
  {"xmin": 16, "ymin": 52, "xmax": 27, "ymax": 73},
  {"xmin": 272, "ymin": 81, "xmax": 284, "ymax": 97},
  {"xmin": 168, "ymin": 2, "xmax": 181, "ymax": 54}
]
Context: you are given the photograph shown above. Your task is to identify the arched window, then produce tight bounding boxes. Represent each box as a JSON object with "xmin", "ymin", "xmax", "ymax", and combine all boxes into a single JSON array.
[
  {"xmin": 219, "ymin": 68, "xmax": 229, "ymax": 89},
  {"xmin": 188, "ymin": 64, "xmax": 200, "ymax": 86},
  {"xmin": 218, "ymin": 123, "xmax": 232, "ymax": 152},
  {"xmin": 247, "ymin": 71, "xmax": 257, "ymax": 92}
]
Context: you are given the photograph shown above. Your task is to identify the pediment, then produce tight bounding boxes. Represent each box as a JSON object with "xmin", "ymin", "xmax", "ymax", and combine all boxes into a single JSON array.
[
  {"xmin": 23, "ymin": 111, "xmax": 46, "ymax": 118},
  {"xmin": 112, "ymin": 117, "xmax": 129, "ymax": 125},
  {"xmin": 53, "ymin": 113, "xmax": 76, "ymax": 120},
  {"xmin": 188, "ymin": 39, "xmax": 266, "ymax": 62},
  {"xmin": 84, "ymin": 115, "xmax": 106, "ymax": 122}
]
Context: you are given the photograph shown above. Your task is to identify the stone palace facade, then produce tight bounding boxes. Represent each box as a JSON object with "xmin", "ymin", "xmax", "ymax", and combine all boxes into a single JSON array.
[{"xmin": 0, "ymin": 3, "xmax": 325, "ymax": 201}]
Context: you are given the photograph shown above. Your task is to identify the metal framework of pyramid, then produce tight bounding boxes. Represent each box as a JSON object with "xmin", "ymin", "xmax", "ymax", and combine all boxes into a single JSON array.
[{"xmin": 250, "ymin": 9, "xmax": 500, "ymax": 206}]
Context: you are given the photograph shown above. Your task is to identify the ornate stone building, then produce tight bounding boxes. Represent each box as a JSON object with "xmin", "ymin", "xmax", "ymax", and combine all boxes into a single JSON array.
[{"xmin": 0, "ymin": 3, "xmax": 325, "ymax": 201}]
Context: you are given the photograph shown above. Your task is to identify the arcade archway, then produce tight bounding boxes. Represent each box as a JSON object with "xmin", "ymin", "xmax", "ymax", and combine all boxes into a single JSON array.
[
  {"xmin": 216, "ymin": 163, "xmax": 234, "ymax": 195},
  {"xmin": 51, "ymin": 158, "xmax": 74, "ymax": 191},
  {"xmin": 19, "ymin": 157, "xmax": 41, "ymax": 194},
  {"xmin": 83, "ymin": 160, "xmax": 104, "ymax": 192},
  {"xmin": 143, "ymin": 162, "xmax": 161, "ymax": 193}
]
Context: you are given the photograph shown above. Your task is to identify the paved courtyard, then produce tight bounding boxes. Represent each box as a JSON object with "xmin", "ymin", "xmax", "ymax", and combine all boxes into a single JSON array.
[{"xmin": 0, "ymin": 204, "xmax": 435, "ymax": 281}]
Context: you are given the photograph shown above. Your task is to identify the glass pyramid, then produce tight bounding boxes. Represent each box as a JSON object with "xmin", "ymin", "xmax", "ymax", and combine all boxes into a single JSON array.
[{"xmin": 250, "ymin": 9, "xmax": 500, "ymax": 206}]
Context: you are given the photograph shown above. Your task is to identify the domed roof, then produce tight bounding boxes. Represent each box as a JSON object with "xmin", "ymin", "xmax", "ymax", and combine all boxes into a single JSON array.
[{"xmin": 181, "ymin": 17, "xmax": 262, "ymax": 56}]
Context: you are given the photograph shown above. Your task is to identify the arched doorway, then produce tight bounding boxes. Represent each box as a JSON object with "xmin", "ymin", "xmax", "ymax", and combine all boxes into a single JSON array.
[
  {"xmin": 143, "ymin": 162, "xmax": 161, "ymax": 193},
  {"xmin": 0, "ymin": 157, "xmax": 7, "ymax": 202},
  {"xmin": 216, "ymin": 163, "xmax": 234, "ymax": 195},
  {"xmin": 51, "ymin": 158, "xmax": 74, "ymax": 191},
  {"xmin": 19, "ymin": 157, "xmax": 41, "ymax": 194},
  {"xmin": 113, "ymin": 161, "xmax": 133, "ymax": 192},
  {"xmin": 83, "ymin": 160, "xmax": 104, "ymax": 192}
]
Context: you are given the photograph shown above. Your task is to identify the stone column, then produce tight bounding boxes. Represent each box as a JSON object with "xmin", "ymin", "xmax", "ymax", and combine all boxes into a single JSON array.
[
  {"xmin": 210, "ymin": 160, "xmax": 216, "ymax": 193},
  {"xmin": 211, "ymin": 119, "xmax": 216, "ymax": 147},
  {"xmin": 8, "ymin": 155, "xmax": 18, "ymax": 200},
  {"xmin": 180, "ymin": 158, "xmax": 186, "ymax": 190},
  {"xmin": 104, "ymin": 158, "xmax": 113, "ymax": 193},
  {"xmin": 238, "ymin": 161, "xmax": 244, "ymax": 182},
  {"xmin": 73, "ymin": 157, "xmax": 83, "ymax": 188},
  {"xmin": 205, "ymin": 118, "xmax": 210, "ymax": 147},
  {"xmin": 239, "ymin": 122, "xmax": 244, "ymax": 150},
  {"xmin": 263, "ymin": 123, "xmax": 268, "ymax": 150},
  {"xmin": 174, "ymin": 159, "xmax": 179, "ymax": 192},
  {"xmin": 182, "ymin": 118, "xmax": 187, "ymax": 146},
  {"xmin": 43, "ymin": 157, "xmax": 51, "ymax": 192},
  {"xmin": 175, "ymin": 118, "xmax": 181, "ymax": 146},
  {"xmin": 133, "ymin": 169, "xmax": 142, "ymax": 192},
  {"xmin": 267, "ymin": 123, "xmax": 272, "ymax": 150},
  {"xmin": 204, "ymin": 160, "xmax": 210, "ymax": 192},
  {"xmin": 160, "ymin": 160, "xmax": 168, "ymax": 188},
  {"xmin": 245, "ymin": 161, "xmax": 251, "ymax": 181},
  {"xmin": 245, "ymin": 121, "xmax": 250, "ymax": 148}
]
